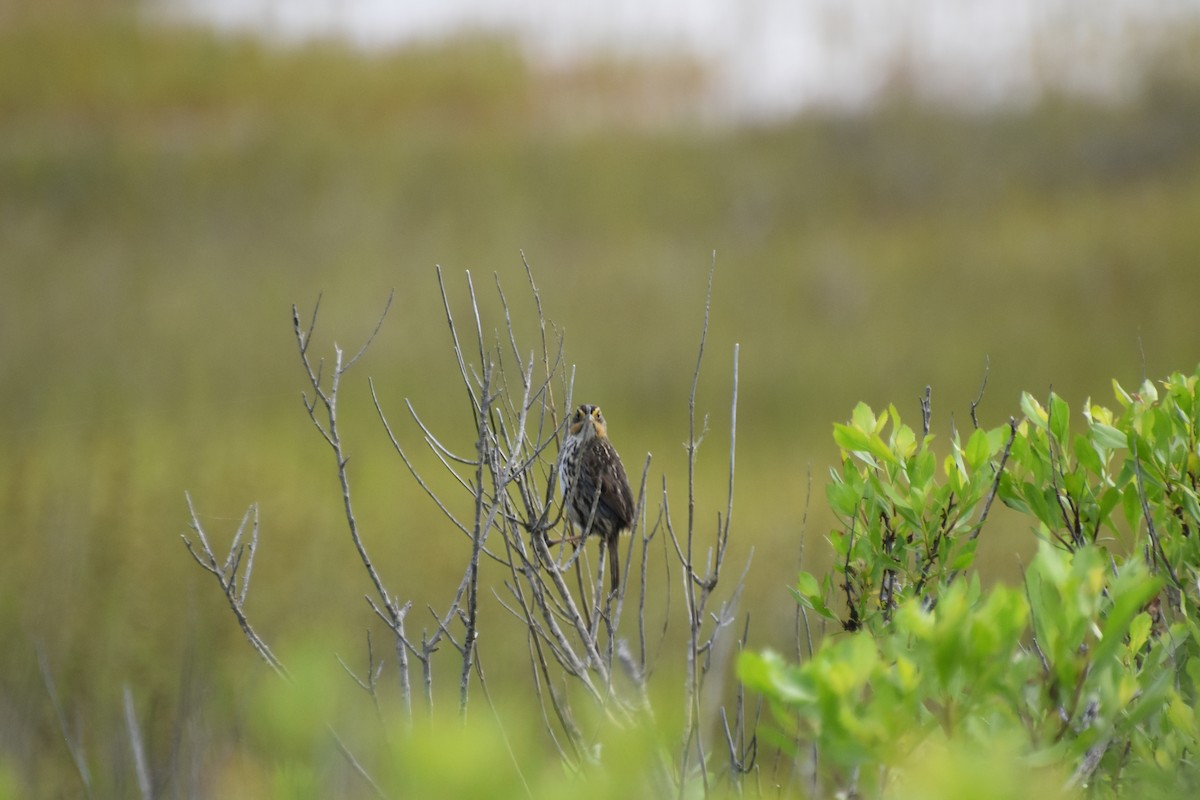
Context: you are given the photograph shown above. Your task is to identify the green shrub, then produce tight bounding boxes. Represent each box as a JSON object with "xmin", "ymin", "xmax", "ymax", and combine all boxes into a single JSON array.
[{"xmin": 742, "ymin": 366, "xmax": 1200, "ymax": 797}]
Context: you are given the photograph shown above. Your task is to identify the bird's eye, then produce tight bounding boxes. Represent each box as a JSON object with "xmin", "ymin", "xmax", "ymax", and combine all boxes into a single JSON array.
[{"xmin": 592, "ymin": 408, "xmax": 602, "ymax": 418}]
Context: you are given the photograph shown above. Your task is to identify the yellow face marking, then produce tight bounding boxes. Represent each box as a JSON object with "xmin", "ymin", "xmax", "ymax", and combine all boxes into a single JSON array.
[
  {"xmin": 568, "ymin": 406, "xmax": 587, "ymax": 435},
  {"xmin": 566, "ymin": 404, "xmax": 612, "ymax": 438},
  {"xmin": 590, "ymin": 407, "xmax": 608, "ymax": 438}
]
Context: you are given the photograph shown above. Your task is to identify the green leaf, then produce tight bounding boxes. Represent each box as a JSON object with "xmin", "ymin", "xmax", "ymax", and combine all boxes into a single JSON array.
[
  {"xmin": 908, "ymin": 448, "xmax": 935, "ymax": 489},
  {"xmin": 1097, "ymin": 487, "xmax": 1122, "ymax": 527},
  {"xmin": 851, "ymin": 402, "xmax": 877, "ymax": 433},
  {"xmin": 1091, "ymin": 422, "xmax": 1128, "ymax": 451},
  {"xmin": 796, "ymin": 570, "xmax": 821, "ymax": 598},
  {"xmin": 827, "ymin": 480, "xmax": 860, "ymax": 517},
  {"xmin": 1073, "ymin": 434, "xmax": 1103, "ymax": 475},
  {"xmin": 830, "ymin": 528, "xmax": 851, "ymax": 558},
  {"xmin": 1128, "ymin": 611, "xmax": 1153, "ymax": 656},
  {"xmin": 1094, "ymin": 562, "xmax": 1162, "ymax": 668},
  {"xmin": 949, "ymin": 539, "xmax": 978, "ymax": 571},
  {"xmin": 1048, "ymin": 392, "xmax": 1070, "ymax": 444},
  {"xmin": 1062, "ymin": 470, "xmax": 1087, "ymax": 502},
  {"xmin": 737, "ymin": 650, "xmax": 782, "ymax": 694},
  {"xmin": 834, "ymin": 423, "xmax": 899, "ymax": 466},
  {"xmin": 1187, "ymin": 657, "xmax": 1200, "ymax": 694},
  {"xmin": 1112, "ymin": 378, "xmax": 1133, "ymax": 407},
  {"xmin": 944, "ymin": 454, "xmax": 963, "ymax": 495},
  {"xmin": 964, "ymin": 427, "xmax": 991, "ymax": 471},
  {"xmin": 834, "ymin": 422, "xmax": 874, "ymax": 454},
  {"xmin": 1167, "ymin": 694, "xmax": 1199, "ymax": 738},
  {"xmin": 986, "ymin": 423, "xmax": 1012, "ymax": 453},
  {"xmin": 790, "ymin": 571, "xmax": 838, "ymax": 621},
  {"xmin": 1122, "ymin": 670, "xmax": 1172, "ymax": 729},
  {"xmin": 1022, "ymin": 483, "xmax": 1056, "ymax": 529},
  {"xmin": 1180, "ymin": 488, "xmax": 1200, "ymax": 527},
  {"xmin": 1020, "ymin": 392, "xmax": 1048, "ymax": 429},
  {"xmin": 892, "ymin": 423, "xmax": 917, "ymax": 460},
  {"xmin": 1121, "ymin": 482, "xmax": 1144, "ymax": 530}
]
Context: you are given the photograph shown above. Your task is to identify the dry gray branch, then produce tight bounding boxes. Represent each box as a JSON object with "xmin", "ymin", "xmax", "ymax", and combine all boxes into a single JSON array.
[
  {"xmin": 180, "ymin": 257, "xmax": 747, "ymax": 795},
  {"xmin": 181, "ymin": 496, "xmax": 286, "ymax": 678}
]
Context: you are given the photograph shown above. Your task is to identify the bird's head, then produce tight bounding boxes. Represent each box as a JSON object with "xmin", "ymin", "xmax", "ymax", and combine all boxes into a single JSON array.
[{"xmin": 567, "ymin": 404, "xmax": 608, "ymax": 440}]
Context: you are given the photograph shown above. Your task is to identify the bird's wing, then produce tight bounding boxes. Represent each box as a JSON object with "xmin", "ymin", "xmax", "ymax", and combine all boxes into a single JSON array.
[{"xmin": 595, "ymin": 440, "xmax": 635, "ymax": 530}]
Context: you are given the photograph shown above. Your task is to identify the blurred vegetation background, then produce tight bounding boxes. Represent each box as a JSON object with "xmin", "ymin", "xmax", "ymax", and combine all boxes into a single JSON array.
[{"xmin": 3, "ymin": 0, "xmax": 1200, "ymax": 794}]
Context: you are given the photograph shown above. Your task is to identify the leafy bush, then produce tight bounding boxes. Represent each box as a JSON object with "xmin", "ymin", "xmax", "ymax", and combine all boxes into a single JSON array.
[{"xmin": 741, "ymin": 367, "xmax": 1200, "ymax": 797}]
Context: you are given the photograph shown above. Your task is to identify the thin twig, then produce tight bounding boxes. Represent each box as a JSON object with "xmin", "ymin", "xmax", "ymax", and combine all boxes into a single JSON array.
[
  {"xmin": 795, "ymin": 468, "xmax": 816, "ymax": 662},
  {"xmin": 1131, "ymin": 437, "xmax": 1183, "ymax": 590},
  {"xmin": 921, "ymin": 385, "xmax": 932, "ymax": 437},
  {"xmin": 970, "ymin": 356, "xmax": 990, "ymax": 429},
  {"xmin": 968, "ymin": 416, "xmax": 1017, "ymax": 542},
  {"xmin": 36, "ymin": 643, "xmax": 93, "ymax": 799},
  {"xmin": 123, "ymin": 685, "xmax": 152, "ymax": 800},
  {"xmin": 182, "ymin": 494, "xmax": 288, "ymax": 678}
]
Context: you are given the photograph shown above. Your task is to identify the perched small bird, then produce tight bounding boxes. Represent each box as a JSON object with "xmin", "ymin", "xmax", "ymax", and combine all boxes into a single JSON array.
[{"xmin": 557, "ymin": 404, "xmax": 635, "ymax": 592}]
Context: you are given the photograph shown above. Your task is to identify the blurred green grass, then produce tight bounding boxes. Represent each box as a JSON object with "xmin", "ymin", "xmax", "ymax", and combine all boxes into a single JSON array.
[{"xmin": 3, "ymin": 5, "xmax": 1200, "ymax": 794}]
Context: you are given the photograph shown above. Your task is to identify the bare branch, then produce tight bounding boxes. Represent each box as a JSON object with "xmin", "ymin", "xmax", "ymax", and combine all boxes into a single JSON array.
[
  {"xmin": 336, "ymin": 631, "xmax": 387, "ymax": 723},
  {"xmin": 921, "ymin": 385, "xmax": 932, "ymax": 437},
  {"xmin": 237, "ymin": 504, "xmax": 259, "ymax": 607},
  {"xmin": 436, "ymin": 265, "xmax": 481, "ymax": 416},
  {"xmin": 290, "ymin": 297, "xmax": 408, "ymax": 648},
  {"xmin": 190, "ymin": 262, "xmax": 749, "ymax": 792},
  {"xmin": 293, "ymin": 293, "xmax": 322, "ymax": 356},
  {"xmin": 181, "ymin": 494, "xmax": 288, "ymax": 679}
]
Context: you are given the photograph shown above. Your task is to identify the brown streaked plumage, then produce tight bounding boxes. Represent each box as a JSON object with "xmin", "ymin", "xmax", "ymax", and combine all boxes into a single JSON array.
[{"xmin": 558, "ymin": 403, "xmax": 635, "ymax": 592}]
